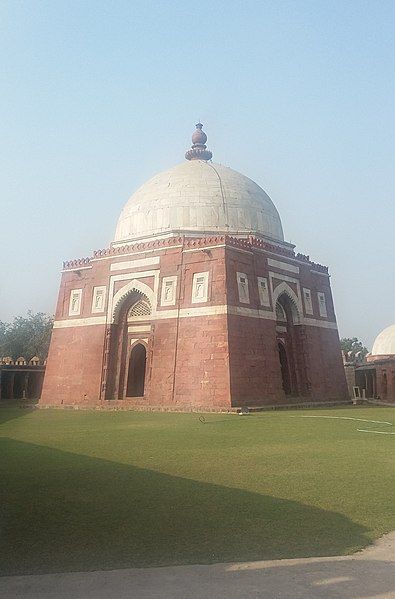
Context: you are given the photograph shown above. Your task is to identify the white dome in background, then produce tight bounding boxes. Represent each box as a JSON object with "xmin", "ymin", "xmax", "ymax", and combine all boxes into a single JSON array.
[
  {"xmin": 113, "ymin": 124, "xmax": 284, "ymax": 245},
  {"xmin": 371, "ymin": 324, "xmax": 395, "ymax": 357}
]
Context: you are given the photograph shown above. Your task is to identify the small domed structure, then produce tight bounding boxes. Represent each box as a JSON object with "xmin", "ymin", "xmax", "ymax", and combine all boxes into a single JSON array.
[
  {"xmin": 370, "ymin": 324, "xmax": 395, "ymax": 358},
  {"xmin": 355, "ymin": 323, "xmax": 395, "ymax": 403}
]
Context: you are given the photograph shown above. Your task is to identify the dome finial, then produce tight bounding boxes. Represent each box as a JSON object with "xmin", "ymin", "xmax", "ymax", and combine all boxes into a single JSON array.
[{"xmin": 185, "ymin": 123, "xmax": 213, "ymax": 161}]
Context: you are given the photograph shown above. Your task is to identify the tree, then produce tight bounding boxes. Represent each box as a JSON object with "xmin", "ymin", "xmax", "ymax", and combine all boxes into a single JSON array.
[
  {"xmin": 0, "ymin": 312, "xmax": 53, "ymax": 361},
  {"xmin": 340, "ymin": 337, "xmax": 368, "ymax": 364}
]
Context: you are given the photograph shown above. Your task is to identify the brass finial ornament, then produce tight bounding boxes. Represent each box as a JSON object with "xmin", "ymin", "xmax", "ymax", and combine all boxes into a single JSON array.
[{"xmin": 185, "ymin": 123, "xmax": 213, "ymax": 161}]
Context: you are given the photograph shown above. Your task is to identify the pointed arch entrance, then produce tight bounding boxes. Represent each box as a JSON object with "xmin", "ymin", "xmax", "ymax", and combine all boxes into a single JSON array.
[
  {"xmin": 104, "ymin": 289, "xmax": 152, "ymax": 400},
  {"xmin": 275, "ymin": 292, "xmax": 307, "ymax": 397}
]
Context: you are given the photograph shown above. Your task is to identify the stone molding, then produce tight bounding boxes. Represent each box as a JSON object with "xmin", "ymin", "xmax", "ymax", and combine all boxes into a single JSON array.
[
  {"xmin": 53, "ymin": 306, "xmax": 338, "ymax": 329},
  {"xmin": 62, "ymin": 234, "xmax": 329, "ymax": 274}
]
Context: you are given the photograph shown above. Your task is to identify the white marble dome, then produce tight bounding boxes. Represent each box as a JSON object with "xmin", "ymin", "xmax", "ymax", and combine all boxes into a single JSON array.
[
  {"xmin": 371, "ymin": 324, "xmax": 395, "ymax": 357},
  {"xmin": 114, "ymin": 159, "xmax": 284, "ymax": 244}
]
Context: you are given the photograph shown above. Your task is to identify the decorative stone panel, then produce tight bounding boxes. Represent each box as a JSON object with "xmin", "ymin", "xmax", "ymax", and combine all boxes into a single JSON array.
[
  {"xmin": 92, "ymin": 286, "xmax": 106, "ymax": 313},
  {"xmin": 257, "ymin": 277, "xmax": 270, "ymax": 307},
  {"xmin": 160, "ymin": 276, "xmax": 177, "ymax": 306},
  {"xmin": 192, "ymin": 272, "xmax": 209, "ymax": 304},
  {"xmin": 236, "ymin": 272, "xmax": 250, "ymax": 304},
  {"xmin": 317, "ymin": 292, "xmax": 327, "ymax": 317},
  {"xmin": 303, "ymin": 288, "xmax": 313, "ymax": 315},
  {"xmin": 69, "ymin": 289, "xmax": 82, "ymax": 316}
]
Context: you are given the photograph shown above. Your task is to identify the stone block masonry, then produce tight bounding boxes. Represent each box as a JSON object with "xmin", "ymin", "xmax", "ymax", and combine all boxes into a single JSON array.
[{"xmin": 40, "ymin": 235, "xmax": 348, "ymax": 410}]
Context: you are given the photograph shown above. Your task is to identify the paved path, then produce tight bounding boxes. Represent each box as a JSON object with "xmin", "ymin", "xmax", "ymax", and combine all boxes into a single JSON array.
[{"xmin": 2, "ymin": 532, "xmax": 395, "ymax": 599}]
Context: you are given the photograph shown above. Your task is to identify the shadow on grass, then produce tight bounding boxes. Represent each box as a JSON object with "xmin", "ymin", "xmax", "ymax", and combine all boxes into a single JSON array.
[
  {"xmin": 0, "ymin": 438, "xmax": 370, "ymax": 576},
  {"xmin": 0, "ymin": 402, "xmax": 37, "ymax": 424}
]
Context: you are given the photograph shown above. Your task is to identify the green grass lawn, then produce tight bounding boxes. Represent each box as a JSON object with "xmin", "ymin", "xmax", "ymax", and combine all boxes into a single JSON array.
[{"xmin": 0, "ymin": 405, "xmax": 394, "ymax": 575}]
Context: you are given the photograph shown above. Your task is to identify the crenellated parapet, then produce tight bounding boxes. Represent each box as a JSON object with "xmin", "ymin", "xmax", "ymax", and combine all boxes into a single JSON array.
[
  {"xmin": 0, "ymin": 356, "xmax": 44, "ymax": 366},
  {"xmin": 63, "ymin": 257, "xmax": 91, "ymax": 269},
  {"xmin": 61, "ymin": 234, "xmax": 328, "ymax": 273},
  {"xmin": 184, "ymin": 235, "xmax": 226, "ymax": 248},
  {"xmin": 308, "ymin": 261, "xmax": 328, "ymax": 274},
  {"xmin": 246, "ymin": 236, "xmax": 295, "ymax": 258},
  {"xmin": 94, "ymin": 235, "xmax": 184, "ymax": 259},
  {"xmin": 296, "ymin": 253, "xmax": 328, "ymax": 273}
]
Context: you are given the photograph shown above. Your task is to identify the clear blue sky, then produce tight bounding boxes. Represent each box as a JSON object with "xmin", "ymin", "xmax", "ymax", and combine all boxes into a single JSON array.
[{"xmin": 1, "ymin": 0, "xmax": 394, "ymax": 349}]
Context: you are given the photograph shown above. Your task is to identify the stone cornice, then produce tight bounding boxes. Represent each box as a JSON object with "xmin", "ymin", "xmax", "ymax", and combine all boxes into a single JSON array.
[{"xmin": 62, "ymin": 234, "xmax": 328, "ymax": 274}]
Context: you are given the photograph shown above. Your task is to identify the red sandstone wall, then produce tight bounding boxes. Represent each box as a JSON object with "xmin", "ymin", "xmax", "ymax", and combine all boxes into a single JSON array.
[
  {"xmin": 42, "ymin": 236, "xmax": 348, "ymax": 410},
  {"xmin": 299, "ymin": 326, "xmax": 348, "ymax": 401},
  {"xmin": 225, "ymin": 246, "xmax": 282, "ymax": 405},
  {"xmin": 103, "ymin": 315, "xmax": 231, "ymax": 411},
  {"xmin": 227, "ymin": 317, "xmax": 348, "ymax": 406},
  {"xmin": 40, "ymin": 325, "xmax": 106, "ymax": 406},
  {"xmin": 115, "ymin": 245, "xmax": 231, "ymax": 409},
  {"xmin": 145, "ymin": 319, "xmax": 178, "ymax": 405},
  {"xmin": 227, "ymin": 315, "xmax": 284, "ymax": 406},
  {"xmin": 224, "ymin": 243, "xmax": 348, "ymax": 405},
  {"xmin": 172, "ymin": 315, "xmax": 231, "ymax": 408}
]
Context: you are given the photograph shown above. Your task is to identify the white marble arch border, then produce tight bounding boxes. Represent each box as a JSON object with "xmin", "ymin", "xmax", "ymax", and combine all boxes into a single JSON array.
[
  {"xmin": 271, "ymin": 280, "xmax": 302, "ymax": 325},
  {"xmin": 108, "ymin": 275, "xmax": 158, "ymax": 324}
]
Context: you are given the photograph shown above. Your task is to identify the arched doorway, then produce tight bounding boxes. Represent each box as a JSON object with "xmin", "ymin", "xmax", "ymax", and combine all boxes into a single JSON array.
[
  {"xmin": 278, "ymin": 342, "xmax": 291, "ymax": 395},
  {"xmin": 104, "ymin": 290, "xmax": 152, "ymax": 400},
  {"xmin": 275, "ymin": 292, "xmax": 301, "ymax": 397},
  {"xmin": 126, "ymin": 343, "xmax": 147, "ymax": 397}
]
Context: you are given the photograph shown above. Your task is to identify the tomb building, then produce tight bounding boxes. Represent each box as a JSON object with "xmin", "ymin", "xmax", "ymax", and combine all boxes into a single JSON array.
[
  {"xmin": 40, "ymin": 124, "xmax": 348, "ymax": 410},
  {"xmin": 352, "ymin": 324, "xmax": 395, "ymax": 403}
]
